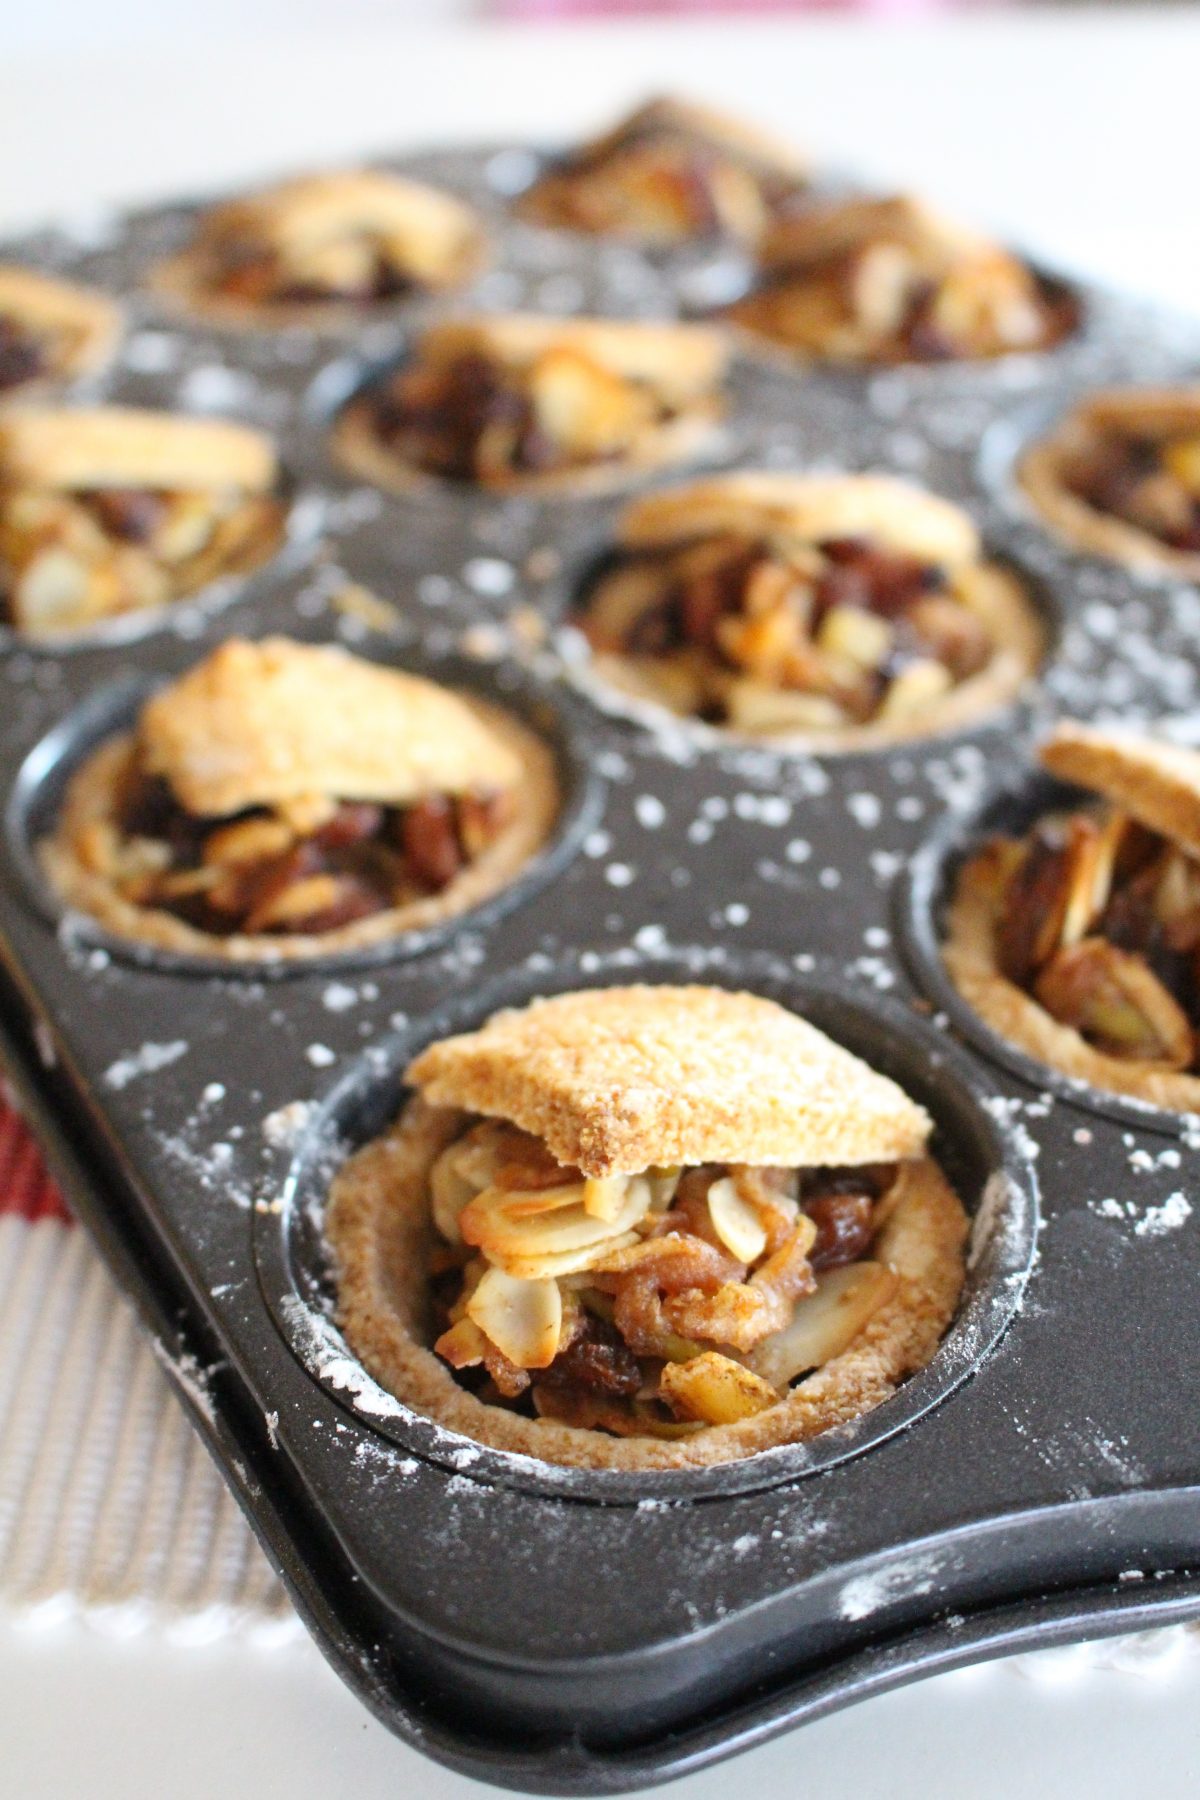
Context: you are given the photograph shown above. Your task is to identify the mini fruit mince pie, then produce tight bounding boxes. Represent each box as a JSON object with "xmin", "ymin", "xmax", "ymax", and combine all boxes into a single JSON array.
[
  {"xmin": 724, "ymin": 196, "xmax": 1079, "ymax": 366},
  {"xmin": 514, "ymin": 96, "xmax": 806, "ymax": 247},
  {"xmin": 41, "ymin": 637, "xmax": 558, "ymax": 961},
  {"xmin": 572, "ymin": 472, "xmax": 1042, "ymax": 746},
  {"xmin": 327, "ymin": 984, "xmax": 968, "ymax": 1471},
  {"xmin": 945, "ymin": 721, "xmax": 1200, "ymax": 1109},
  {"xmin": 1019, "ymin": 389, "xmax": 1200, "ymax": 579},
  {"xmin": 333, "ymin": 315, "xmax": 728, "ymax": 496},
  {"xmin": 151, "ymin": 170, "xmax": 486, "ymax": 324},
  {"xmin": 0, "ymin": 408, "xmax": 286, "ymax": 638},
  {"xmin": 0, "ymin": 266, "xmax": 120, "ymax": 397}
]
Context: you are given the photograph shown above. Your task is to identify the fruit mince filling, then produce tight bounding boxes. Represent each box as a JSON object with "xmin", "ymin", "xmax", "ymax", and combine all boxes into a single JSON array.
[
  {"xmin": 990, "ymin": 804, "xmax": 1200, "ymax": 1068},
  {"xmin": 0, "ymin": 315, "xmax": 48, "ymax": 392},
  {"xmin": 580, "ymin": 533, "xmax": 993, "ymax": 728},
  {"xmin": 105, "ymin": 766, "xmax": 514, "ymax": 936},
  {"xmin": 369, "ymin": 348, "xmax": 667, "ymax": 483},
  {"xmin": 1066, "ymin": 432, "xmax": 1200, "ymax": 554},
  {"xmin": 428, "ymin": 1120, "xmax": 902, "ymax": 1437}
]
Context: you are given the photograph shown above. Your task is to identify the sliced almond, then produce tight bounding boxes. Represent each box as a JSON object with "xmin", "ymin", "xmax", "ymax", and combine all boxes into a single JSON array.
[
  {"xmin": 660, "ymin": 1351, "xmax": 779, "ymax": 1425},
  {"xmin": 430, "ymin": 1147, "xmax": 479, "ymax": 1244},
  {"xmin": 203, "ymin": 815, "xmax": 295, "ymax": 868},
  {"xmin": 460, "ymin": 1179, "xmax": 652, "ymax": 1265},
  {"xmin": 433, "ymin": 1317, "xmax": 487, "ymax": 1369},
  {"xmin": 877, "ymin": 658, "xmax": 953, "ymax": 720},
  {"xmin": 750, "ymin": 1261, "xmax": 899, "ymax": 1389},
  {"xmin": 582, "ymin": 1176, "xmax": 628, "ymax": 1223},
  {"xmin": 706, "ymin": 1176, "xmax": 768, "ymax": 1264},
  {"xmin": 466, "ymin": 1268, "xmax": 563, "ymax": 1369},
  {"xmin": 497, "ymin": 1230, "xmax": 644, "ymax": 1283}
]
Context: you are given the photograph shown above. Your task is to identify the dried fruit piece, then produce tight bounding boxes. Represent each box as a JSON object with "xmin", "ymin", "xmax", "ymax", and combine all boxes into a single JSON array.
[
  {"xmin": 751, "ymin": 1261, "xmax": 899, "ymax": 1389},
  {"xmin": 1033, "ymin": 937, "xmax": 1194, "ymax": 1066},
  {"xmin": 466, "ymin": 1267, "xmax": 564, "ymax": 1369},
  {"xmin": 659, "ymin": 1351, "xmax": 779, "ymax": 1425},
  {"xmin": 996, "ymin": 814, "xmax": 1111, "ymax": 985}
]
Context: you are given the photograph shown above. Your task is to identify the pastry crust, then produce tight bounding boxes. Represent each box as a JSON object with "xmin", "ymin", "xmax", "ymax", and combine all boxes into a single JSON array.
[
  {"xmin": 40, "ymin": 695, "xmax": 558, "ymax": 963},
  {"xmin": 944, "ymin": 839, "xmax": 1200, "ymax": 1111},
  {"xmin": 150, "ymin": 170, "xmax": 487, "ymax": 329},
  {"xmin": 727, "ymin": 194, "xmax": 1076, "ymax": 368},
  {"xmin": 325, "ymin": 1094, "xmax": 967, "ymax": 1471},
  {"xmin": 0, "ymin": 407, "xmax": 277, "ymax": 494},
  {"xmin": 138, "ymin": 637, "xmax": 523, "ymax": 817},
  {"xmin": 412, "ymin": 316, "xmax": 727, "ymax": 407},
  {"xmin": 405, "ymin": 984, "xmax": 932, "ymax": 1178},
  {"xmin": 571, "ymin": 96, "xmax": 807, "ymax": 184},
  {"xmin": 0, "ymin": 266, "xmax": 121, "ymax": 388},
  {"xmin": 1019, "ymin": 389, "xmax": 1200, "ymax": 579},
  {"xmin": 1039, "ymin": 721, "xmax": 1200, "ymax": 860},
  {"xmin": 758, "ymin": 196, "xmax": 985, "ymax": 276},
  {"xmin": 332, "ymin": 314, "xmax": 729, "ymax": 499},
  {"xmin": 578, "ymin": 473, "xmax": 1043, "ymax": 753},
  {"xmin": 515, "ymin": 96, "xmax": 806, "ymax": 246},
  {"xmin": 618, "ymin": 472, "xmax": 981, "ymax": 568}
]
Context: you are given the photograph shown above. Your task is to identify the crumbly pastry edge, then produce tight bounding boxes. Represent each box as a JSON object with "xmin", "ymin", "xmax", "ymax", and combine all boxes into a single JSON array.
[
  {"xmin": 324, "ymin": 1094, "xmax": 968, "ymax": 1472},
  {"xmin": 38, "ymin": 696, "xmax": 560, "ymax": 963},
  {"xmin": 944, "ymin": 844, "xmax": 1200, "ymax": 1111}
]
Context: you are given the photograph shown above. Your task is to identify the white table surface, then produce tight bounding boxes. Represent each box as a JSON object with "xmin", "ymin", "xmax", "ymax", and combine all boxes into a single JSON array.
[{"xmin": 4, "ymin": 13, "xmax": 1200, "ymax": 1796}]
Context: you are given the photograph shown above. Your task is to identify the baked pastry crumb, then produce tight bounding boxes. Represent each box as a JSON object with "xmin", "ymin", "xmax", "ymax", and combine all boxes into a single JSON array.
[
  {"xmin": 151, "ymin": 169, "xmax": 486, "ymax": 326},
  {"xmin": 1020, "ymin": 389, "xmax": 1200, "ymax": 578},
  {"xmin": 327, "ymin": 985, "xmax": 968, "ymax": 1469},
  {"xmin": 40, "ymin": 637, "xmax": 559, "ymax": 961},
  {"xmin": 572, "ymin": 471, "xmax": 1043, "ymax": 747},
  {"xmin": 332, "ymin": 314, "xmax": 728, "ymax": 496},
  {"xmin": 0, "ymin": 266, "xmax": 120, "ymax": 397},
  {"xmin": 0, "ymin": 407, "xmax": 285, "ymax": 637},
  {"xmin": 724, "ymin": 195, "xmax": 1079, "ymax": 366},
  {"xmin": 515, "ymin": 95, "xmax": 806, "ymax": 247},
  {"xmin": 945, "ymin": 720, "xmax": 1200, "ymax": 1108}
]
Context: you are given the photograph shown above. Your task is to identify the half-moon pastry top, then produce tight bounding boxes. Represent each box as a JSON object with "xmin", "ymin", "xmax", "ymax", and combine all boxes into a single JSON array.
[
  {"xmin": 334, "ymin": 314, "xmax": 729, "ymax": 496},
  {"xmin": 723, "ymin": 196, "xmax": 1079, "ymax": 365},
  {"xmin": 327, "ymin": 983, "xmax": 968, "ymax": 1470},
  {"xmin": 151, "ymin": 170, "xmax": 487, "ymax": 325},
  {"xmin": 1019, "ymin": 389, "xmax": 1200, "ymax": 579},
  {"xmin": 0, "ymin": 266, "xmax": 121, "ymax": 397},
  {"xmin": 572, "ymin": 472, "xmax": 1043, "ymax": 747},
  {"xmin": 514, "ymin": 95, "xmax": 807, "ymax": 247},
  {"xmin": 41, "ymin": 636, "xmax": 559, "ymax": 961},
  {"xmin": 0, "ymin": 408, "xmax": 286, "ymax": 638},
  {"xmin": 945, "ymin": 720, "xmax": 1200, "ymax": 1109}
]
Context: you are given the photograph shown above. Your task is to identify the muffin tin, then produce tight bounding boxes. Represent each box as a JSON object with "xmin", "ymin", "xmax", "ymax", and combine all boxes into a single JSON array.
[{"xmin": 1, "ymin": 142, "xmax": 1200, "ymax": 1792}]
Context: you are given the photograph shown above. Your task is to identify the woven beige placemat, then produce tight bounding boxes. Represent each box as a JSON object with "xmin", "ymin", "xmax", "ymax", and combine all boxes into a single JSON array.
[{"xmin": 0, "ymin": 1098, "xmax": 297, "ymax": 1641}]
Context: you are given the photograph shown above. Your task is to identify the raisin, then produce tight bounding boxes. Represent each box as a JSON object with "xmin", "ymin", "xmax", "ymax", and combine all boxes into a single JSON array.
[
  {"xmin": 89, "ymin": 488, "xmax": 167, "ymax": 543},
  {"xmin": 805, "ymin": 1191, "xmax": 875, "ymax": 1270},
  {"xmin": 313, "ymin": 803, "xmax": 384, "ymax": 851},
  {"xmin": 400, "ymin": 795, "xmax": 463, "ymax": 890}
]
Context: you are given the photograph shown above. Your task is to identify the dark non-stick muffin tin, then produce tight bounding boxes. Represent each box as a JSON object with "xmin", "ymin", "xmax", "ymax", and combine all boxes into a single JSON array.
[{"xmin": 2, "ymin": 143, "xmax": 1200, "ymax": 1793}]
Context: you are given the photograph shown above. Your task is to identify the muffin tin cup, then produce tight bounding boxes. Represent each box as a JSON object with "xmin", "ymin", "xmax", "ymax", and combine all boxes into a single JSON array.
[
  {"xmin": 1, "ymin": 137, "xmax": 1200, "ymax": 1792},
  {"xmin": 256, "ymin": 948, "xmax": 1040, "ymax": 1505},
  {"xmin": 6, "ymin": 640, "xmax": 606, "ymax": 979}
]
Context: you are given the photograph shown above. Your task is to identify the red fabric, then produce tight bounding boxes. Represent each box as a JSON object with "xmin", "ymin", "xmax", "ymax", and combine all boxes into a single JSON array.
[{"xmin": 0, "ymin": 1100, "xmax": 72, "ymax": 1224}]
